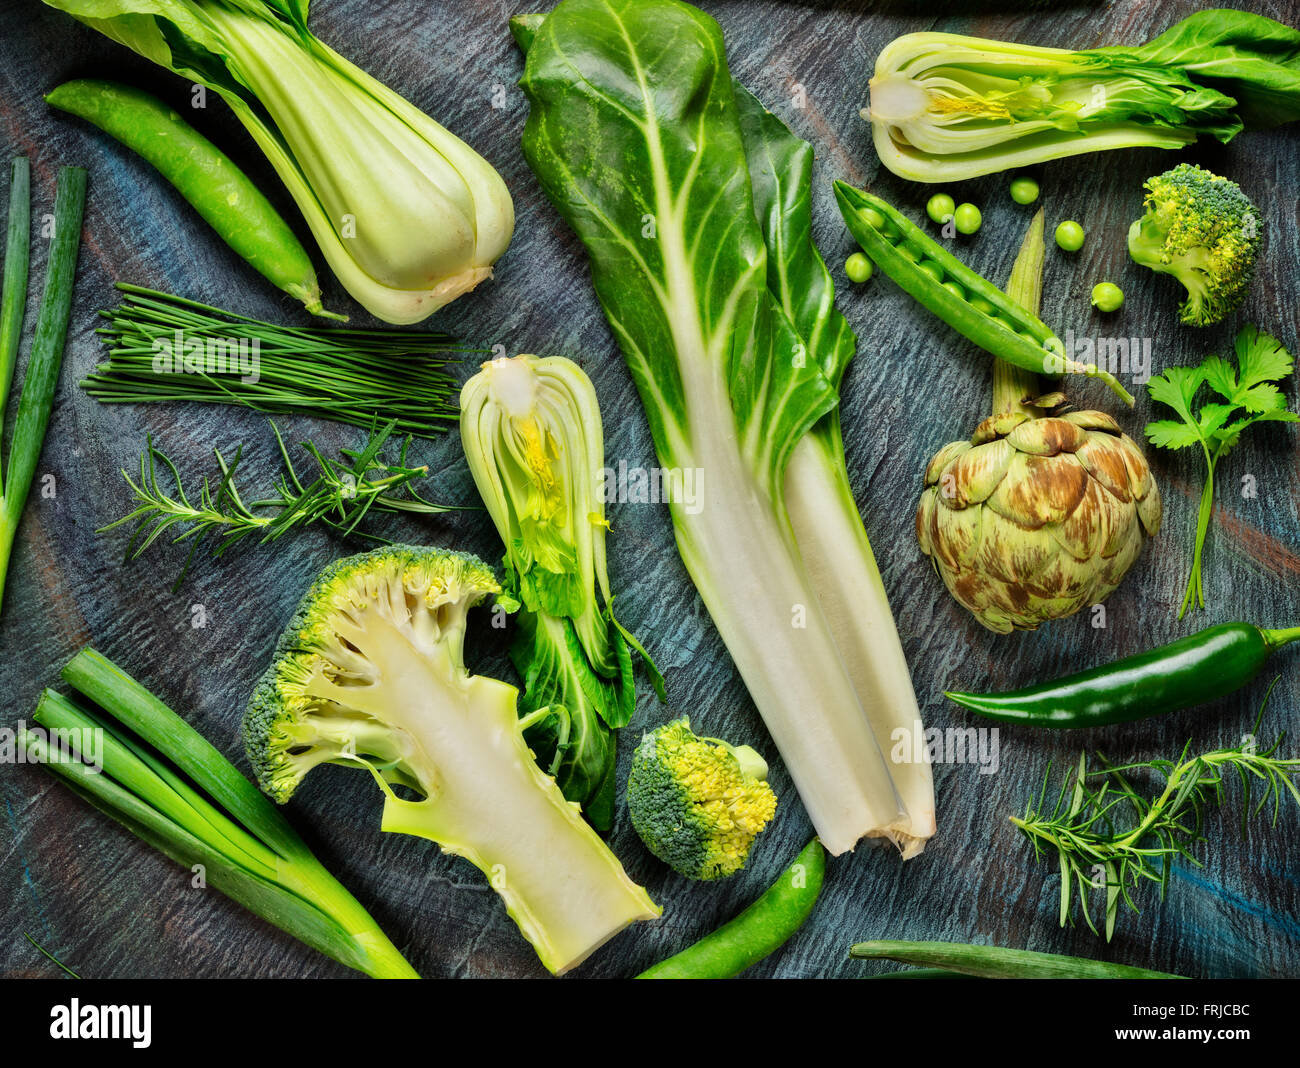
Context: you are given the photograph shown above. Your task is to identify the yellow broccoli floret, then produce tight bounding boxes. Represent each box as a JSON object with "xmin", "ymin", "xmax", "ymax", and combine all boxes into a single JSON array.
[{"xmin": 627, "ymin": 717, "xmax": 778, "ymax": 880}]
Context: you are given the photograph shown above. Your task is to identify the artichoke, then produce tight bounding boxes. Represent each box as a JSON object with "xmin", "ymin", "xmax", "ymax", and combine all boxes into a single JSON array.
[
  {"xmin": 917, "ymin": 408, "xmax": 1162, "ymax": 633},
  {"xmin": 915, "ymin": 211, "xmax": 1161, "ymax": 632}
]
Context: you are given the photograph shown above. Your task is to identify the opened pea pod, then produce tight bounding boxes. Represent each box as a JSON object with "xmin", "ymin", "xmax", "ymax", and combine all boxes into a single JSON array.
[{"xmin": 832, "ymin": 182, "xmax": 1134, "ymax": 407}]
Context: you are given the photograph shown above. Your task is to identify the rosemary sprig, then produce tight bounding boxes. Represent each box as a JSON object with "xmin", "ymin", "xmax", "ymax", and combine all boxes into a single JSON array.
[
  {"xmin": 83, "ymin": 284, "xmax": 481, "ymax": 438},
  {"xmin": 1011, "ymin": 686, "xmax": 1300, "ymax": 940},
  {"xmin": 101, "ymin": 421, "xmax": 457, "ymax": 584}
]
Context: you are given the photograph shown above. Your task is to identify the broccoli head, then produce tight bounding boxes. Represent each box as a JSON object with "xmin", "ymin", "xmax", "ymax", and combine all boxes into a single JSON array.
[
  {"xmin": 244, "ymin": 544, "xmax": 659, "ymax": 974},
  {"xmin": 627, "ymin": 717, "xmax": 778, "ymax": 880},
  {"xmin": 1127, "ymin": 163, "xmax": 1260, "ymax": 327}
]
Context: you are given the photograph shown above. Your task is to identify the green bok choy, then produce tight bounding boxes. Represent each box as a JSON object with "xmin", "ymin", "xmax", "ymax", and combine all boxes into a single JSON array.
[
  {"xmin": 518, "ymin": 0, "xmax": 934, "ymax": 857},
  {"xmin": 459, "ymin": 354, "xmax": 664, "ymax": 830},
  {"xmin": 867, "ymin": 9, "xmax": 1300, "ymax": 182},
  {"xmin": 43, "ymin": 0, "xmax": 513, "ymax": 324}
]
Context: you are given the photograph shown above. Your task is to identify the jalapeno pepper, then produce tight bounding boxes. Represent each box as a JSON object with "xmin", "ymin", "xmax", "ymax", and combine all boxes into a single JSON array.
[
  {"xmin": 946, "ymin": 622, "xmax": 1300, "ymax": 728},
  {"xmin": 832, "ymin": 181, "xmax": 1134, "ymax": 406}
]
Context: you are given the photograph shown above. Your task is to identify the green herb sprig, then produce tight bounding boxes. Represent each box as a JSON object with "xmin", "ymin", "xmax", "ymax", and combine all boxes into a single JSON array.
[
  {"xmin": 1145, "ymin": 325, "xmax": 1299, "ymax": 617},
  {"xmin": 102, "ymin": 421, "xmax": 456, "ymax": 584},
  {"xmin": 1012, "ymin": 687, "xmax": 1300, "ymax": 940},
  {"xmin": 84, "ymin": 284, "xmax": 478, "ymax": 438}
]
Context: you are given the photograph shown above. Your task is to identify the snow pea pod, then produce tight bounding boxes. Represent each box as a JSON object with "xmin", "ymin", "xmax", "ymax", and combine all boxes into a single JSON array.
[
  {"xmin": 45, "ymin": 79, "xmax": 338, "ymax": 319},
  {"xmin": 636, "ymin": 839, "xmax": 825, "ymax": 978},
  {"xmin": 947, "ymin": 622, "xmax": 1300, "ymax": 728},
  {"xmin": 832, "ymin": 181, "xmax": 1133, "ymax": 406}
]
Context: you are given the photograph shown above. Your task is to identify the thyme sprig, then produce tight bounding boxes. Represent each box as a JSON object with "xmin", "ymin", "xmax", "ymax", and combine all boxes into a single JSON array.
[{"xmin": 1012, "ymin": 687, "xmax": 1300, "ymax": 940}]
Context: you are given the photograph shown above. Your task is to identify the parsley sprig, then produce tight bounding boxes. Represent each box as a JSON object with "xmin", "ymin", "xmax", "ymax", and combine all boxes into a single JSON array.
[{"xmin": 1145, "ymin": 325, "xmax": 1299, "ymax": 617}]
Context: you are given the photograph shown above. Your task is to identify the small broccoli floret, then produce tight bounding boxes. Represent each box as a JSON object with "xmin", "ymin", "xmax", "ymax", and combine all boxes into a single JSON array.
[
  {"xmin": 1127, "ymin": 163, "xmax": 1260, "ymax": 327},
  {"xmin": 244, "ymin": 544, "xmax": 660, "ymax": 974},
  {"xmin": 627, "ymin": 717, "xmax": 778, "ymax": 880}
]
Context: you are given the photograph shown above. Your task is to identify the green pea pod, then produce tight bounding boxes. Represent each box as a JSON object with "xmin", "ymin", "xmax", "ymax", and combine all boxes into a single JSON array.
[
  {"xmin": 947, "ymin": 622, "xmax": 1300, "ymax": 728},
  {"xmin": 636, "ymin": 839, "xmax": 825, "ymax": 979},
  {"xmin": 46, "ymin": 79, "xmax": 340, "ymax": 320},
  {"xmin": 832, "ymin": 182, "xmax": 1134, "ymax": 406}
]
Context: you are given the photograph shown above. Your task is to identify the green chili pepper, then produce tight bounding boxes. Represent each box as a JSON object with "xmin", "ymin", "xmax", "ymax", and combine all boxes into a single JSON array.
[
  {"xmin": 636, "ymin": 839, "xmax": 825, "ymax": 979},
  {"xmin": 833, "ymin": 182, "xmax": 1133, "ymax": 406},
  {"xmin": 946, "ymin": 622, "xmax": 1300, "ymax": 728}
]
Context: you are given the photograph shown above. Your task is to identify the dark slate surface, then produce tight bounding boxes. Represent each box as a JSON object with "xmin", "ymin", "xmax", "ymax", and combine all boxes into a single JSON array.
[{"xmin": 2, "ymin": 0, "xmax": 1298, "ymax": 980}]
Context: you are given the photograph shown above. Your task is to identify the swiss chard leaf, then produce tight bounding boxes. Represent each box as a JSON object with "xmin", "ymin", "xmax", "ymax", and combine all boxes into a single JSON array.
[
  {"xmin": 520, "ymin": 0, "xmax": 834, "ymax": 497},
  {"xmin": 735, "ymin": 84, "xmax": 856, "ymax": 391}
]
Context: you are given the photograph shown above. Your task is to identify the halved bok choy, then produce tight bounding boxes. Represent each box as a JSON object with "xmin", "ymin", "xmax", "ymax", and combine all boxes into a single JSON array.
[{"xmin": 459, "ymin": 354, "xmax": 664, "ymax": 830}]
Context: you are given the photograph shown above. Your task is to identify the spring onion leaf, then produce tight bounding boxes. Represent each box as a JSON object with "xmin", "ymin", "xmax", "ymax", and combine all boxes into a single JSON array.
[{"xmin": 21, "ymin": 649, "xmax": 418, "ymax": 978}]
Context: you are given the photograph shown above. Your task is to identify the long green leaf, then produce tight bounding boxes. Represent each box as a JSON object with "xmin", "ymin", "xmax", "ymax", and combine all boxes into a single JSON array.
[
  {"xmin": 60, "ymin": 648, "xmax": 310, "ymax": 863},
  {"xmin": 0, "ymin": 157, "xmax": 31, "ymax": 468},
  {"xmin": 0, "ymin": 165, "xmax": 84, "ymax": 611},
  {"xmin": 19, "ymin": 728, "xmax": 388, "ymax": 978}
]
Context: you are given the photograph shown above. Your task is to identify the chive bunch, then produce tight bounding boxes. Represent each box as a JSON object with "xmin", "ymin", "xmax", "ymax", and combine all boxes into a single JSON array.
[{"xmin": 84, "ymin": 284, "xmax": 478, "ymax": 437}]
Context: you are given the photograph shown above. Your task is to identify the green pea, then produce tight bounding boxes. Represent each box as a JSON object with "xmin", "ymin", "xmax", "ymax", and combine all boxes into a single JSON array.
[
  {"xmin": 969, "ymin": 296, "xmax": 995, "ymax": 316},
  {"xmin": 859, "ymin": 207, "xmax": 887, "ymax": 231},
  {"xmin": 1009, "ymin": 176, "xmax": 1039, "ymax": 205},
  {"xmin": 942, "ymin": 281, "xmax": 966, "ymax": 301},
  {"xmin": 926, "ymin": 193, "xmax": 955, "ymax": 224},
  {"xmin": 845, "ymin": 252, "xmax": 873, "ymax": 283},
  {"xmin": 919, "ymin": 259, "xmax": 945, "ymax": 281},
  {"xmin": 989, "ymin": 315, "xmax": 1016, "ymax": 333},
  {"xmin": 953, "ymin": 203, "xmax": 981, "ymax": 235},
  {"xmin": 1055, "ymin": 220, "xmax": 1085, "ymax": 251},
  {"xmin": 1091, "ymin": 281, "xmax": 1124, "ymax": 312},
  {"xmin": 896, "ymin": 243, "xmax": 922, "ymax": 264}
]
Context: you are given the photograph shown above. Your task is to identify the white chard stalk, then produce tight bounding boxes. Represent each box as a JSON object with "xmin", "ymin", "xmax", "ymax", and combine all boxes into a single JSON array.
[{"xmin": 785, "ymin": 434, "xmax": 936, "ymax": 856}]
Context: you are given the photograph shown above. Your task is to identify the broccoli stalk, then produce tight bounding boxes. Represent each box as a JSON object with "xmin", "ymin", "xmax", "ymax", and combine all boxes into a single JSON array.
[
  {"xmin": 244, "ymin": 545, "xmax": 660, "ymax": 974},
  {"xmin": 1127, "ymin": 163, "xmax": 1261, "ymax": 327}
]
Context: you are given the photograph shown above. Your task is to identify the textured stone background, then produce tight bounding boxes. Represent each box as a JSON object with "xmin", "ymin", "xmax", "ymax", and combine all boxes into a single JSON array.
[{"xmin": 2, "ymin": 0, "xmax": 1298, "ymax": 979}]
